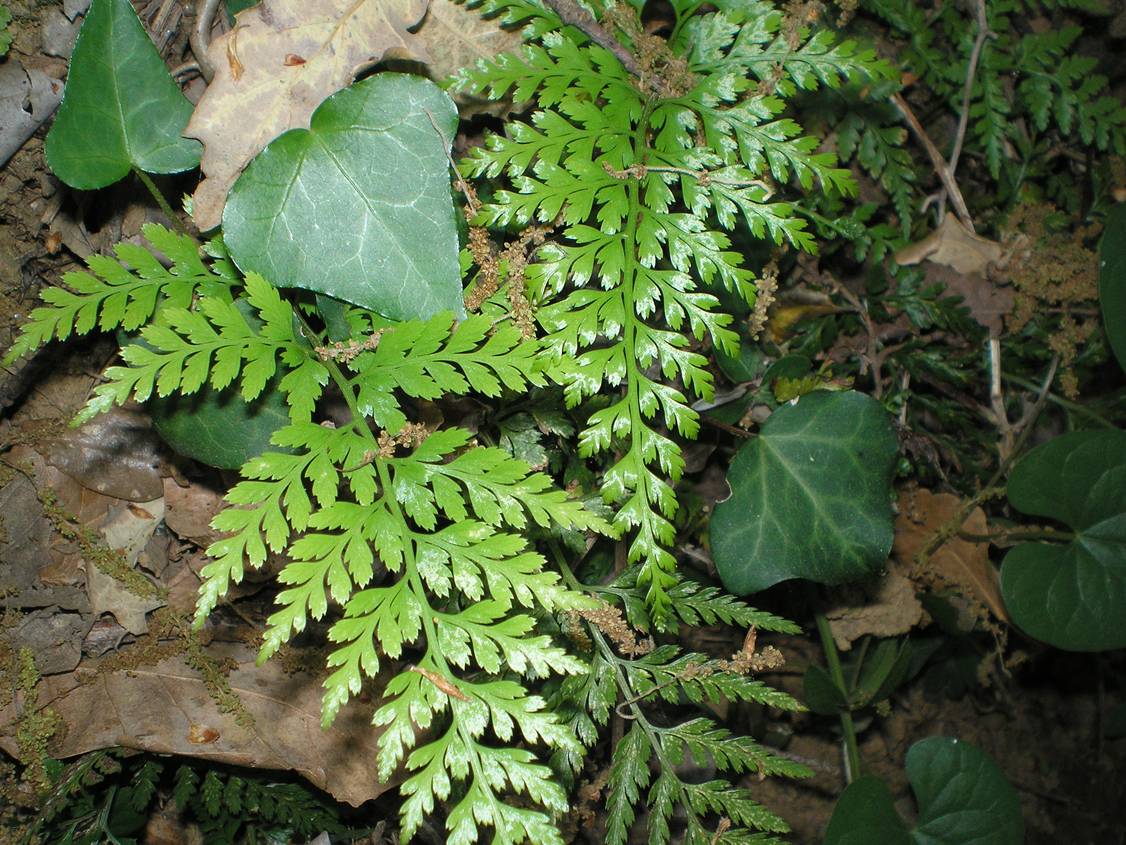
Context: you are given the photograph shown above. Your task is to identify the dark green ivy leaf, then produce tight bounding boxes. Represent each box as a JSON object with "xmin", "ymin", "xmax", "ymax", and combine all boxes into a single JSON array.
[
  {"xmin": 1001, "ymin": 430, "xmax": 1126, "ymax": 651},
  {"xmin": 149, "ymin": 383, "xmax": 290, "ymax": 471},
  {"xmin": 46, "ymin": 0, "xmax": 201, "ymax": 189},
  {"xmin": 711, "ymin": 390, "xmax": 898, "ymax": 594},
  {"xmin": 223, "ymin": 73, "xmax": 464, "ymax": 322},
  {"xmin": 825, "ymin": 737, "xmax": 1022, "ymax": 845}
]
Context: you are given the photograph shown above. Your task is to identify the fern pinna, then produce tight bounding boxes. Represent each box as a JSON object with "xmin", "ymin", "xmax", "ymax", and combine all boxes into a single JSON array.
[{"xmin": 6, "ymin": 0, "xmax": 890, "ymax": 842}]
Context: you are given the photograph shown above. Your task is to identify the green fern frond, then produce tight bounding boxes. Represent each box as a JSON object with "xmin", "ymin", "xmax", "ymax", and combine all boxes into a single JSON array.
[
  {"xmin": 74, "ymin": 272, "xmax": 327, "ymax": 424},
  {"xmin": 458, "ymin": 1, "xmax": 883, "ymax": 623},
  {"xmin": 4, "ymin": 224, "xmax": 232, "ymax": 365}
]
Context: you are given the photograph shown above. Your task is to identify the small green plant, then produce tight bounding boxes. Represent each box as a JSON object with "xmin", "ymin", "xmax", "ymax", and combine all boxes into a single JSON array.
[
  {"xmin": 9, "ymin": 751, "xmax": 352, "ymax": 845},
  {"xmin": 0, "ymin": 5, "xmax": 12, "ymax": 56}
]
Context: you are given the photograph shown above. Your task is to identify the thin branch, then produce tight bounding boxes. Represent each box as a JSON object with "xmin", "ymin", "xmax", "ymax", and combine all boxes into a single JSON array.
[
  {"xmin": 890, "ymin": 92, "xmax": 976, "ymax": 231},
  {"xmin": 541, "ymin": 0, "xmax": 641, "ymax": 75},
  {"xmin": 948, "ymin": 0, "xmax": 993, "ymax": 176},
  {"xmin": 933, "ymin": 0, "xmax": 994, "ymax": 226},
  {"xmin": 987, "ymin": 336, "xmax": 1012, "ymax": 458},
  {"xmin": 189, "ymin": 0, "xmax": 221, "ymax": 83}
]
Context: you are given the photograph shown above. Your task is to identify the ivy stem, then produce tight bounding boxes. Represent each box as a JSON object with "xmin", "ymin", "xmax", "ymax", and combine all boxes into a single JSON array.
[
  {"xmin": 1001, "ymin": 373, "xmax": 1118, "ymax": 429},
  {"xmin": 957, "ymin": 528, "xmax": 1075, "ymax": 544},
  {"xmin": 814, "ymin": 612, "xmax": 861, "ymax": 784},
  {"xmin": 132, "ymin": 167, "xmax": 195, "ymax": 241}
]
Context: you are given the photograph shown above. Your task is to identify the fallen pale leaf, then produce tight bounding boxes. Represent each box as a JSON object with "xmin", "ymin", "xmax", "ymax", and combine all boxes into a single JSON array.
[
  {"xmin": 45, "ymin": 406, "xmax": 165, "ymax": 502},
  {"xmin": 83, "ymin": 496, "xmax": 166, "ymax": 635},
  {"xmin": 895, "ymin": 214, "xmax": 1005, "ymax": 276},
  {"xmin": 894, "ymin": 487, "xmax": 1010, "ymax": 625},
  {"xmin": 0, "ymin": 643, "xmax": 396, "ymax": 806},
  {"xmin": 824, "ymin": 569, "xmax": 925, "ymax": 650},
  {"xmin": 416, "ymin": 0, "xmax": 524, "ymax": 114},
  {"xmin": 185, "ymin": 0, "xmax": 430, "ymax": 231}
]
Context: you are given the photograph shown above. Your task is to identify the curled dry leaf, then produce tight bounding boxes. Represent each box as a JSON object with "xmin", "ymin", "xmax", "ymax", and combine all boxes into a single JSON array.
[
  {"xmin": 894, "ymin": 487, "xmax": 1010, "ymax": 625},
  {"xmin": 185, "ymin": 0, "xmax": 430, "ymax": 231},
  {"xmin": 895, "ymin": 214, "xmax": 1004, "ymax": 276},
  {"xmin": 824, "ymin": 569, "xmax": 926, "ymax": 651},
  {"xmin": 82, "ymin": 496, "xmax": 166, "ymax": 635},
  {"xmin": 894, "ymin": 215, "xmax": 1013, "ymax": 334},
  {"xmin": 0, "ymin": 643, "xmax": 395, "ymax": 807}
]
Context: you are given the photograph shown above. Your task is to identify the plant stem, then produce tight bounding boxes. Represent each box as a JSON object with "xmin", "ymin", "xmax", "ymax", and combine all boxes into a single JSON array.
[
  {"xmin": 815, "ymin": 612, "xmax": 861, "ymax": 784},
  {"xmin": 958, "ymin": 528, "xmax": 1075, "ymax": 543},
  {"xmin": 1002, "ymin": 373, "xmax": 1118, "ymax": 429},
  {"xmin": 133, "ymin": 167, "xmax": 195, "ymax": 241}
]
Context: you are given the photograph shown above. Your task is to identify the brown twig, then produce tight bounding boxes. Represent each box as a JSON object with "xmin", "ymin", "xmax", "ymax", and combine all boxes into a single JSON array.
[
  {"xmin": 890, "ymin": 92, "xmax": 976, "ymax": 231},
  {"xmin": 189, "ymin": 0, "xmax": 220, "ymax": 83},
  {"xmin": 541, "ymin": 0, "xmax": 641, "ymax": 75},
  {"xmin": 948, "ymin": 0, "xmax": 993, "ymax": 177}
]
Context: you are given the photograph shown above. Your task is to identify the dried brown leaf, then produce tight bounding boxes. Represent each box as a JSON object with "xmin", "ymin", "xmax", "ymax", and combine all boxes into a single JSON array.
[
  {"xmin": 418, "ymin": 0, "xmax": 523, "ymax": 79},
  {"xmin": 162, "ymin": 475, "xmax": 227, "ymax": 547},
  {"xmin": 922, "ymin": 262, "xmax": 1014, "ymax": 334},
  {"xmin": 894, "ymin": 487, "xmax": 1010, "ymax": 625},
  {"xmin": 84, "ymin": 497, "xmax": 166, "ymax": 634},
  {"xmin": 895, "ymin": 214, "xmax": 1005, "ymax": 276},
  {"xmin": 0, "ymin": 643, "xmax": 395, "ymax": 806},
  {"xmin": 185, "ymin": 0, "xmax": 430, "ymax": 231},
  {"xmin": 416, "ymin": 0, "xmax": 524, "ymax": 115},
  {"xmin": 824, "ymin": 569, "xmax": 925, "ymax": 651},
  {"xmin": 45, "ymin": 406, "xmax": 164, "ymax": 502}
]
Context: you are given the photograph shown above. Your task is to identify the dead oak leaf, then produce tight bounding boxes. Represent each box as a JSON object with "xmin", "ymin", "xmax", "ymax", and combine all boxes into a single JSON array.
[
  {"xmin": 894, "ymin": 215, "xmax": 1013, "ymax": 333},
  {"xmin": 185, "ymin": 0, "xmax": 430, "ymax": 231},
  {"xmin": 0, "ymin": 643, "xmax": 396, "ymax": 806},
  {"xmin": 893, "ymin": 487, "xmax": 1010, "ymax": 625}
]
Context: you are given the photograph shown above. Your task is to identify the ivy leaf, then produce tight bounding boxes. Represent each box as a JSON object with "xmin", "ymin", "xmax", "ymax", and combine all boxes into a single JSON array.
[
  {"xmin": 1000, "ymin": 430, "xmax": 1126, "ymax": 651},
  {"xmin": 45, "ymin": 0, "xmax": 201, "ymax": 189},
  {"xmin": 825, "ymin": 737, "xmax": 1022, "ymax": 845},
  {"xmin": 711, "ymin": 390, "xmax": 898, "ymax": 594},
  {"xmin": 149, "ymin": 384, "xmax": 290, "ymax": 470},
  {"xmin": 1099, "ymin": 203, "xmax": 1126, "ymax": 373},
  {"xmin": 825, "ymin": 777, "xmax": 910, "ymax": 844},
  {"xmin": 223, "ymin": 73, "xmax": 465, "ymax": 322}
]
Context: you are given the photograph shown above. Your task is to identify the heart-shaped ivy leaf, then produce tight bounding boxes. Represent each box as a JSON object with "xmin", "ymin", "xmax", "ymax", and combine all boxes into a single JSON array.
[
  {"xmin": 1099, "ymin": 203, "xmax": 1126, "ymax": 373},
  {"xmin": 825, "ymin": 737, "xmax": 1023, "ymax": 845},
  {"xmin": 824, "ymin": 777, "xmax": 910, "ymax": 845},
  {"xmin": 223, "ymin": 73, "xmax": 464, "ymax": 322},
  {"xmin": 149, "ymin": 385, "xmax": 290, "ymax": 470},
  {"xmin": 1000, "ymin": 430, "xmax": 1126, "ymax": 651},
  {"xmin": 45, "ymin": 0, "xmax": 201, "ymax": 189},
  {"xmin": 711, "ymin": 390, "xmax": 898, "ymax": 595}
]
